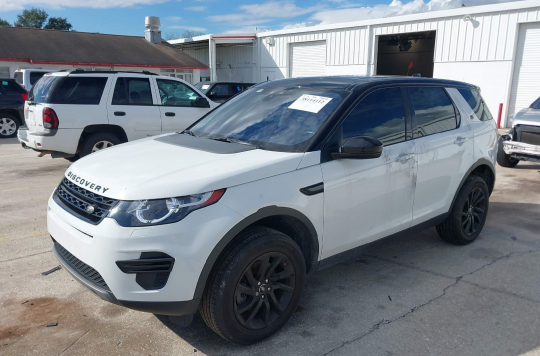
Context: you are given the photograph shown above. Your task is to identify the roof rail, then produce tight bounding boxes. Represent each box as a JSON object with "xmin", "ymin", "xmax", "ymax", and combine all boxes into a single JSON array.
[{"xmin": 59, "ymin": 69, "xmax": 160, "ymax": 75}]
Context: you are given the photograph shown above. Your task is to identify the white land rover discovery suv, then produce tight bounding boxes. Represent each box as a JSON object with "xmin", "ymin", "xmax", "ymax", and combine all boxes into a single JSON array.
[
  {"xmin": 18, "ymin": 70, "xmax": 216, "ymax": 160},
  {"xmin": 48, "ymin": 76, "xmax": 497, "ymax": 344}
]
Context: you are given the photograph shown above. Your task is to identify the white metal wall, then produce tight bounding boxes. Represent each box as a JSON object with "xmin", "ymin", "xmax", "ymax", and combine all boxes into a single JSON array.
[
  {"xmin": 258, "ymin": 5, "xmax": 540, "ymax": 126},
  {"xmin": 289, "ymin": 41, "xmax": 327, "ymax": 77}
]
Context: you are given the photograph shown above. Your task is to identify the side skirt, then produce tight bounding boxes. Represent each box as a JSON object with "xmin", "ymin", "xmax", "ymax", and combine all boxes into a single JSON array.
[{"xmin": 316, "ymin": 212, "xmax": 449, "ymax": 271}]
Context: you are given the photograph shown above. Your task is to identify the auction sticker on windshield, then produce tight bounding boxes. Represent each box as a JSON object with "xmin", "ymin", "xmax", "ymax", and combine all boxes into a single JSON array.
[
  {"xmin": 202, "ymin": 85, "xmax": 210, "ymax": 90},
  {"xmin": 288, "ymin": 94, "xmax": 332, "ymax": 113}
]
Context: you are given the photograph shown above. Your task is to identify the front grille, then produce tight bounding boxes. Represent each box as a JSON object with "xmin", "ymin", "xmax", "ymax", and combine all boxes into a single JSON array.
[
  {"xmin": 515, "ymin": 125, "xmax": 540, "ymax": 146},
  {"xmin": 54, "ymin": 241, "xmax": 110, "ymax": 292},
  {"xmin": 54, "ymin": 178, "xmax": 118, "ymax": 224}
]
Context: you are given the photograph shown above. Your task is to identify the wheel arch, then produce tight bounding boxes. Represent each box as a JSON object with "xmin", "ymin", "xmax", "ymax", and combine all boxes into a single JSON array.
[
  {"xmin": 193, "ymin": 206, "xmax": 319, "ymax": 300},
  {"xmin": 77, "ymin": 124, "xmax": 128, "ymax": 152},
  {"xmin": 0, "ymin": 109, "xmax": 22, "ymax": 124},
  {"xmin": 449, "ymin": 158, "xmax": 495, "ymax": 213}
]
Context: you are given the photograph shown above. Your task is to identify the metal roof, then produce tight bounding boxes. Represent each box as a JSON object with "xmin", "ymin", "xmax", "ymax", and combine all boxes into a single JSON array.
[{"xmin": 0, "ymin": 27, "xmax": 209, "ymax": 69}]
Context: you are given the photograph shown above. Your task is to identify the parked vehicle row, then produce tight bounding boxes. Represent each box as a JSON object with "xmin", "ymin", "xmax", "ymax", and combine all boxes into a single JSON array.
[
  {"xmin": 498, "ymin": 96, "xmax": 540, "ymax": 167},
  {"xmin": 47, "ymin": 76, "xmax": 497, "ymax": 344},
  {"xmin": 0, "ymin": 78, "xmax": 27, "ymax": 138},
  {"xmin": 18, "ymin": 70, "xmax": 218, "ymax": 160}
]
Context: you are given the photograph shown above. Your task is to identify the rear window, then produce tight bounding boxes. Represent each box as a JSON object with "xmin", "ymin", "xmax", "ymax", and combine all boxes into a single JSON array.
[
  {"xmin": 0, "ymin": 80, "xmax": 25, "ymax": 94},
  {"xmin": 14, "ymin": 72, "xmax": 23, "ymax": 84},
  {"xmin": 51, "ymin": 77, "xmax": 108, "ymax": 105},
  {"xmin": 30, "ymin": 72, "xmax": 47, "ymax": 85},
  {"xmin": 28, "ymin": 76, "xmax": 63, "ymax": 103},
  {"xmin": 409, "ymin": 87, "xmax": 458, "ymax": 137},
  {"xmin": 530, "ymin": 96, "xmax": 540, "ymax": 109},
  {"xmin": 457, "ymin": 88, "xmax": 493, "ymax": 121}
]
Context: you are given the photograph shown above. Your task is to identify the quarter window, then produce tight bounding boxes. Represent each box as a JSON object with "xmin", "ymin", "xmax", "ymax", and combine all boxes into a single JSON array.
[
  {"xmin": 51, "ymin": 77, "xmax": 107, "ymax": 105},
  {"xmin": 341, "ymin": 87, "xmax": 406, "ymax": 146},
  {"xmin": 156, "ymin": 79, "xmax": 201, "ymax": 107},
  {"xmin": 112, "ymin": 77, "xmax": 153, "ymax": 105},
  {"xmin": 457, "ymin": 88, "xmax": 493, "ymax": 121},
  {"xmin": 409, "ymin": 87, "xmax": 458, "ymax": 137}
]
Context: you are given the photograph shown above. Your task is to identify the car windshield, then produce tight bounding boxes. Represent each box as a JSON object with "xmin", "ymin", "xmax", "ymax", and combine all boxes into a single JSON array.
[
  {"xmin": 28, "ymin": 75, "xmax": 62, "ymax": 103},
  {"xmin": 195, "ymin": 82, "xmax": 212, "ymax": 94},
  {"xmin": 189, "ymin": 81, "xmax": 350, "ymax": 152},
  {"xmin": 531, "ymin": 96, "xmax": 540, "ymax": 109}
]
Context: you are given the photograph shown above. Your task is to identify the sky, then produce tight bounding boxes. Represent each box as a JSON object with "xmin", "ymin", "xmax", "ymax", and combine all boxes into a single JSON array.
[{"xmin": 0, "ymin": 0, "xmax": 519, "ymax": 37}]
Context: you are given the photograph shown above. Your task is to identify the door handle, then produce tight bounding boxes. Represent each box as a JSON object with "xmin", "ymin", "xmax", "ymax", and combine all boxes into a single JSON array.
[
  {"xmin": 454, "ymin": 136, "xmax": 469, "ymax": 145},
  {"xmin": 114, "ymin": 111, "xmax": 126, "ymax": 116},
  {"xmin": 395, "ymin": 154, "xmax": 415, "ymax": 163},
  {"xmin": 165, "ymin": 112, "xmax": 175, "ymax": 117}
]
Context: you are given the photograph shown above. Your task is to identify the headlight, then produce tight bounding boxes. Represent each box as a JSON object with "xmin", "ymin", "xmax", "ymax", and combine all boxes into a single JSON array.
[{"xmin": 109, "ymin": 189, "xmax": 226, "ymax": 227}]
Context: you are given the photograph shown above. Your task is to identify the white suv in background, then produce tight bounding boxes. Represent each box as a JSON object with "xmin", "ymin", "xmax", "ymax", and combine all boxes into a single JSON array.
[
  {"xmin": 48, "ymin": 76, "xmax": 497, "ymax": 344},
  {"xmin": 18, "ymin": 70, "xmax": 217, "ymax": 160},
  {"xmin": 14, "ymin": 69, "xmax": 57, "ymax": 91}
]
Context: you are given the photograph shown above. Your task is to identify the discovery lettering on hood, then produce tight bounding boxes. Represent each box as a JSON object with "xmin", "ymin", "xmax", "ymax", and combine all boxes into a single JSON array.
[{"xmin": 67, "ymin": 171, "xmax": 109, "ymax": 194}]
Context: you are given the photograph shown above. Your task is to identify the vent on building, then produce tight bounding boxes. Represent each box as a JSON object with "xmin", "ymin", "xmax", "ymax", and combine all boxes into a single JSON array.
[{"xmin": 145, "ymin": 16, "xmax": 161, "ymax": 44}]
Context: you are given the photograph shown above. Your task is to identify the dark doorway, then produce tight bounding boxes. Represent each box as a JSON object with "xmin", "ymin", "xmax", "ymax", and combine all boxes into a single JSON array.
[{"xmin": 376, "ymin": 31, "xmax": 436, "ymax": 78}]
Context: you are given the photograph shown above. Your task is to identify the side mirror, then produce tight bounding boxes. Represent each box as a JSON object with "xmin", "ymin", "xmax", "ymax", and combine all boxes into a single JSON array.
[
  {"xmin": 331, "ymin": 136, "xmax": 383, "ymax": 160},
  {"xmin": 194, "ymin": 97, "xmax": 210, "ymax": 108}
]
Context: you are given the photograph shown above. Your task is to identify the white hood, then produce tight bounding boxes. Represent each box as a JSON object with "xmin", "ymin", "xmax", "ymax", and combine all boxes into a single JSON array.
[
  {"xmin": 512, "ymin": 108, "xmax": 540, "ymax": 127},
  {"xmin": 65, "ymin": 136, "xmax": 305, "ymax": 200}
]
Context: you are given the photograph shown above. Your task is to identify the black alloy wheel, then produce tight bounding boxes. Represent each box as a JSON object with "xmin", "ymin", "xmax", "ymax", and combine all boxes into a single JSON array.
[
  {"xmin": 234, "ymin": 252, "xmax": 295, "ymax": 330},
  {"xmin": 461, "ymin": 187, "xmax": 486, "ymax": 236}
]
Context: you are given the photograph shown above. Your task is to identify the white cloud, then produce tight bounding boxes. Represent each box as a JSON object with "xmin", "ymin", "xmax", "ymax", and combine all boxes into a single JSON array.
[
  {"xmin": 166, "ymin": 16, "xmax": 182, "ymax": 22},
  {"xmin": 185, "ymin": 6, "xmax": 206, "ymax": 11},
  {"xmin": 207, "ymin": 1, "xmax": 323, "ymax": 25},
  {"xmin": 309, "ymin": 0, "xmax": 519, "ymax": 25},
  {"xmin": 224, "ymin": 25, "xmax": 269, "ymax": 34},
  {"xmin": 282, "ymin": 21, "xmax": 315, "ymax": 29},
  {"xmin": 0, "ymin": 0, "xmax": 168, "ymax": 12},
  {"xmin": 168, "ymin": 25, "xmax": 207, "ymax": 32}
]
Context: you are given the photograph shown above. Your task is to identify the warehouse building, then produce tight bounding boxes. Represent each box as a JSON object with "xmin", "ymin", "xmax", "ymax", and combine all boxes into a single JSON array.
[{"xmin": 170, "ymin": 0, "xmax": 540, "ymax": 127}]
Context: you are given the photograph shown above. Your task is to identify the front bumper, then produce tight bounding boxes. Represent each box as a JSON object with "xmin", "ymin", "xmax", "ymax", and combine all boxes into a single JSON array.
[
  {"xmin": 18, "ymin": 127, "xmax": 82, "ymax": 155},
  {"xmin": 47, "ymin": 193, "xmax": 243, "ymax": 315},
  {"xmin": 502, "ymin": 141, "xmax": 540, "ymax": 162}
]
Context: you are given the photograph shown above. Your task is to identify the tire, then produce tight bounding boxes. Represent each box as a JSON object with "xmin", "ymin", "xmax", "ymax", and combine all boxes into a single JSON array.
[
  {"xmin": 64, "ymin": 155, "xmax": 79, "ymax": 163},
  {"xmin": 200, "ymin": 226, "xmax": 306, "ymax": 345},
  {"xmin": 0, "ymin": 113, "xmax": 20, "ymax": 138},
  {"xmin": 436, "ymin": 175, "xmax": 489, "ymax": 245},
  {"xmin": 497, "ymin": 137, "xmax": 519, "ymax": 168},
  {"xmin": 80, "ymin": 132, "xmax": 121, "ymax": 158}
]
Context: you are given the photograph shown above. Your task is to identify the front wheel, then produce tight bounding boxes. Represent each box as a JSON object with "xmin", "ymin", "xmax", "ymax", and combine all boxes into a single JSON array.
[
  {"xmin": 436, "ymin": 175, "xmax": 489, "ymax": 245},
  {"xmin": 200, "ymin": 227, "xmax": 306, "ymax": 344},
  {"xmin": 497, "ymin": 138, "xmax": 519, "ymax": 168}
]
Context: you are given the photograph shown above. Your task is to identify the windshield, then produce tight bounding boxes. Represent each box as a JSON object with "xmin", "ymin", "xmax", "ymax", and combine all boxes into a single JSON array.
[
  {"xmin": 28, "ymin": 75, "xmax": 62, "ymax": 103},
  {"xmin": 195, "ymin": 82, "xmax": 212, "ymax": 94},
  {"xmin": 531, "ymin": 96, "xmax": 540, "ymax": 109},
  {"xmin": 189, "ymin": 81, "xmax": 349, "ymax": 152}
]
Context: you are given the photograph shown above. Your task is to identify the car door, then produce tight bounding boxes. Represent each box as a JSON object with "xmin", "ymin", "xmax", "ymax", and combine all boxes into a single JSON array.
[
  {"xmin": 207, "ymin": 84, "xmax": 230, "ymax": 103},
  {"xmin": 107, "ymin": 75, "xmax": 161, "ymax": 141},
  {"xmin": 320, "ymin": 87, "xmax": 417, "ymax": 259},
  {"xmin": 154, "ymin": 78, "xmax": 212, "ymax": 133},
  {"xmin": 407, "ymin": 86, "xmax": 474, "ymax": 226}
]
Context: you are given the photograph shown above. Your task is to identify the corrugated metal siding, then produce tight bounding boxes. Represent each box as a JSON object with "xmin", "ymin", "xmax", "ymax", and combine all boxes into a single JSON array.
[
  {"xmin": 181, "ymin": 45, "xmax": 209, "ymax": 66},
  {"xmin": 259, "ymin": 7, "xmax": 540, "ymax": 69}
]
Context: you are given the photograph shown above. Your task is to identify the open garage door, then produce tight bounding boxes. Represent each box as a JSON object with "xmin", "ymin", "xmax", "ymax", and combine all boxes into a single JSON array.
[
  {"xmin": 508, "ymin": 23, "xmax": 540, "ymax": 120},
  {"xmin": 290, "ymin": 41, "xmax": 326, "ymax": 78},
  {"xmin": 376, "ymin": 31, "xmax": 435, "ymax": 78}
]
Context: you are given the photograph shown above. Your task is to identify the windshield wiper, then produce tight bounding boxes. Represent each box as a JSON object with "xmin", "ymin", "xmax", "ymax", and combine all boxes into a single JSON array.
[
  {"xmin": 181, "ymin": 129, "xmax": 198, "ymax": 137},
  {"xmin": 208, "ymin": 136, "xmax": 263, "ymax": 149}
]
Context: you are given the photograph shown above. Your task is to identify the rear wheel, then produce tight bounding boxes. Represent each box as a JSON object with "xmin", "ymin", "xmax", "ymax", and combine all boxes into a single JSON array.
[
  {"xmin": 436, "ymin": 175, "xmax": 489, "ymax": 245},
  {"xmin": 497, "ymin": 137, "xmax": 519, "ymax": 168},
  {"xmin": 200, "ymin": 227, "xmax": 306, "ymax": 345},
  {"xmin": 80, "ymin": 132, "xmax": 121, "ymax": 158},
  {"xmin": 0, "ymin": 114, "xmax": 19, "ymax": 138}
]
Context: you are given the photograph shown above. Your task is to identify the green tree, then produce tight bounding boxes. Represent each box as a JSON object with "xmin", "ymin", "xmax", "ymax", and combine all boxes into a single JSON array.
[
  {"xmin": 14, "ymin": 8, "xmax": 48, "ymax": 28},
  {"xmin": 44, "ymin": 17, "xmax": 73, "ymax": 31},
  {"xmin": 0, "ymin": 18, "xmax": 10, "ymax": 27}
]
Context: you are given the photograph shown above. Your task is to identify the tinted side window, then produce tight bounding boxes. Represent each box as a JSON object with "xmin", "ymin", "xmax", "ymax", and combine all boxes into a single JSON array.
[
  {"xmin": 341, "ymin": 87, "xmax": 406, "ymax": 145},
  {"xmin": 51, "ymin": 77, "xmax": 107, "ymax": 105},
  {"xmin": 210, "ymin": 84, "xmax": 229, "ymax": 96},
  {"xmin": 30, "ymin": 72, "xmax": 46, "ymax": 85},
  {"xmin": 457, "ymin": 88, "xmax": 493, "ymax": 121},
  {"xmin": 409, "ymin": 87, "xmax": 457, "ymax": 137},
  {"xmin": 112, "ymin": 77, "xmax": 153, "ymax": 105},
  {"xmin": 230, "ymin": 85, "xmax": 243, "ymax": 94}
]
